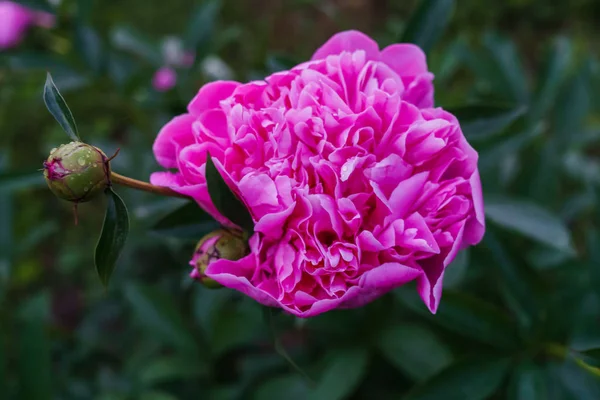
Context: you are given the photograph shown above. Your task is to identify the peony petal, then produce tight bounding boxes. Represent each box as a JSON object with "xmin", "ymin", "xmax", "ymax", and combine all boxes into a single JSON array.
[
  {"xmin": 187, "ymin": 81, "xmax": 240, "ymax": 115},
  {"xmin": 152, "ymin": 114, "xmax": 196, "ymax": 169},
  {"xmin": 206, "ymin": 257, "xmax": 280, "ymax": 307},
  {"xmin": 359, "ymin": 262, "xmax": 422, "ymax": 290},
  {"xmin": 380, "ymin": 44, "xmax": 430, "ymax": 77},
  {"xmin": 311, "ymin": 30, "xmax": 380, "ymax": 61},
  {"xmin": 463, "ymin": 170, "xmax": 485, "ymax": 246}
]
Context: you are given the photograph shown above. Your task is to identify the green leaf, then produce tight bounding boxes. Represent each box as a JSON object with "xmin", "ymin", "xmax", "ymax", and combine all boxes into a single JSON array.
[
  {"xmin": 0, "ymin": 171, "xmax": 45, "ymax": 193},
  {"xmin": 395, "ymin": 288, "xmax": 519, "ymax": 348},
  {"xmin": 483, "ymin": 231, "xmax": 538, "ymax": 330},
  {"xmin": 401, "ymin": 0, "xmax": 455, "ymax": 54},
  {"xmin": 111, "ymin": 26, "xmax": 161, "ymax": 65},
  {"xmin": 15, "ymin": 0, "xmax": 52, "ymax": 12},
  {"xmin": 443, "ymin": 249, "xmax": 469, "ymax": 288},
  {"xmin": 553, "ymin": 68, "xmax": 591, "ymax": 144},
  {"xmin": 530, "ymin": 36, "xmax": 572, "ymax": 122},
  {"xmin": 485, "ymin": 196, "xmax": 574, "ymax": 253},
  {"xmin": 483, "ymin": 33, "xmax": 529, "ymax": 104},
  {"xmin": 569, "ymin": 294, "xmax": 600, "ymax": 353},
  {"xmin": 43, "ymin": 72, "xmax": 80, "ymax": 142},
  {"xmin": 265, "ymin": 308, "xmax": 312, "ymax": 383},
  {"xmin": 376, "ymin": 323, "xmax": 453, "ymax": 382},
  {"xmin": 139, "ymin": 356, "xmax": 207, "ymax": 386},
  {"xmin": 0, "ymin": 156, "xmax": 13, "ymax": 291},
  {"xmin": 139, "ymin": 391, "xmax": 179, "ymax": 400},
  {"xmin": 75, "ymin": 25, "xmax": 104, "ymax": 73},
  {"xmin": 125, "ymin": 283, "xmax": 199, "ymax": 354},
  {"xmin": 308, "ymin": 349, "xmax": 369, "ymax": 400},
  {"xmin": 0, "ymin": 332, "xmax": 5, "ymax": 394},
  {"xmin": 209, "ymin": 299, "xmax": 263, "ymax": 355},
  {"xmin": 95, "ymin": 188, "xmax": 130, "ymax": 287},
  {"xmin": 205, "ymin": 153, "xmax": 254, "ymax": 233},
  {"xmin": 508, "ymin": 363, "xmax": 549, "ymax": 400},
  {"xmin": 151, "ymin": 201, "xmax": 219, "ymax": 239},
  {"xmin": 589, "ymin": 229, "xmax": 600, "ymax": 300},
  {"xmin": 185, "ymin": 0, "xmax": 221, "ymax": 51},
  {"xmin": 448, "ymin": 104, "xmax": 527, "ymax": 141},
  {"xmin": 479, "ymin": 126, "xmax": 542, "ymax": 172},
  {"xmin": 17, "ymin": 320, "xmax": 53, "ymax": 399},
  {"xmin": 254, "ymin": 375, "xmax": 310, "ymax": 400},
  {"xmin": 404, "ymin": 357, "xmax": 511, "ymax": 400},
  {"xmin": 553, "ymin": 359, "xmax": 600, "ymax": 397}
]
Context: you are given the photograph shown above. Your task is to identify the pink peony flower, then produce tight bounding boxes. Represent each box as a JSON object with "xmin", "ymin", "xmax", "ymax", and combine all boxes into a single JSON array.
[
  {"xmin": 152, "ymin": 66, "xmax": 177, "ymax": 92},
  {"xmin": 151, "ymin": 30, "xmax": 485, "ymax": 317},
  {"xmin": 0, "ymin": 1, "xmax": 55, "ymax": 50}
]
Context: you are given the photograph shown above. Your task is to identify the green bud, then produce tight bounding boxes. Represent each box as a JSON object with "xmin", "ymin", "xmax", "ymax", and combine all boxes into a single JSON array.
[
  {"xmin": 190, "ymin": 229, "xmax": 247, "ymax": 289},
  {"xmin": 43, "ymin": 142, "xmax": 111, "ymax": 203}
]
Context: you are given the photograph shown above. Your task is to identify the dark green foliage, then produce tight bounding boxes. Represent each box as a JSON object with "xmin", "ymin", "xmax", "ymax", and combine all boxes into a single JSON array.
[{"xmin": 1, "ymin": 0, "xmax": 599, "ymax": 399}]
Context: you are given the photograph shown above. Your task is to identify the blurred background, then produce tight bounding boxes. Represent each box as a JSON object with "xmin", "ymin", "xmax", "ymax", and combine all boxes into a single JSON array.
[{"xmin": 1, "ymin": 0, "xmax": 600, "ymax": 399}]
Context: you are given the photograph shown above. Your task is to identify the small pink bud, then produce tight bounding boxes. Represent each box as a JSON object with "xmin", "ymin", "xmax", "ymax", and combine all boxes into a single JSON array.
[
  {"xmin": 43, "ymin": 142, "xmax": 111, "ymax": 203},
  {"xmin": 190, "ymin": 229, "xmax": 247, "ymax": 289},
  {"xmin": 152, "ymin": 67, "xmax": 177, "ymax": 92}
]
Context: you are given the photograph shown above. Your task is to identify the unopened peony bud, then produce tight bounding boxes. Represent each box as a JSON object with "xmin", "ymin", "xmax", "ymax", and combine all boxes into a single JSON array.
[
  {"xmin": 43, "ymin": 142, "xmax": 111, "ymax": 203},
  {"xmin": 190, "ymin": 229, "xmax": 247, "ymax": 289}
]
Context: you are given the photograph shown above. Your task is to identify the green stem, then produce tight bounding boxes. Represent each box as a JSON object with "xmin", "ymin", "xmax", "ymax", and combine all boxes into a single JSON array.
[{"xmin": 110, "ymin": 172, "xmax": 190, "ymax": 199}]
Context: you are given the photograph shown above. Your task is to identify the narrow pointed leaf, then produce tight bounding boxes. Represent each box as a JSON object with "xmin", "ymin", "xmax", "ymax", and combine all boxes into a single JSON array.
[
  {"xmin": 151, "ymin": 201, "xmax": 219, "ymax": 239},
  {"xmin": 404, "ymin": 358, "xmax": 511, "ymax": 400},
  {"xmin": 401, "ymin": 0, "xmax": 455, "ymax": 53},
  {"xmin": 448, "ymin": 105, "xmax": 527, "ymax": 141},
  {"xmin": 0, "ymin": 171, "xmax": 45, "ymax": 193},
  {"xmin": 43, "ymin": 73, "xmax": 80, "ymax": 141},
  {"xmin": 376, "ymin": 323, "xmax": 453, "ymax": 382},
  {"xmin": 309, "ymin": 349, "xmax": 369, "ymax": 400},
  {"xmin": 508, "ymin": 363, "xmax": 549, "ymax": 400},
  {"xmin": 185, "ymin": 0, "xmax": 221, "ymax": 50},
  {"xmin": 205, "ymin": 153, "xmax": 254, "ymax": 234},
  {"xmin": 125, "ymin": 283, "xmax": 199, "ymax": 354},
  {"xmin": 485, "ymin": 196, "xmax": 574, "ymax": 253},
  {"xmin": 95, "ymin": 188, "xmax": 130, "ymax": 287}
]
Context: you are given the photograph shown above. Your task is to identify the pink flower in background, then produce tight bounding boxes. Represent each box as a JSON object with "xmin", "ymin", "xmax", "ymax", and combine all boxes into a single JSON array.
[
  {"xmin": 152, "ymin": 37, "xmax": 195, "ymax": 92},
  {"xmin": 152, "ymin": 67, "xmax": 177, "ymax": 92},
  {"xmin": 151, "ymin": 30, "xmax": 485, "ymax": 317},
  {"xmin": 0, "ymin": 1, "xmax": 55, "ymax": 50}
]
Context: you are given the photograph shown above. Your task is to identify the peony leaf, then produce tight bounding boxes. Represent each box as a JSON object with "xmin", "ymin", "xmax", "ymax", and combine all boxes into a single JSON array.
[
  {"xmin": 404, "ymin": 357, "xmax": 511, "ymax": 400},
  {"xmin": 530, "ymin": 36, "xmax": 572, "ymax": 121},
  {"xmin": 255, "ymin": 375, "xmax": 310, "ymax": 400},
  {"xmin": 43, "ymin": 72, "xmax": 80, "ymax": 142},
  {"xmin": 111, "ymin": 26, "xmax": 162, "ymax": 65},
  {"xmin": 265, "ymin": 308, "xmax": 313, "ymax": 384},
  {"xmin": 205, "ymin": 153, "xmax": 254, "ymax": 234},
  {"xmin": 151, "ymin": 201, "xmax": 220, "ymax": 239},
  {"xmin": 75, "ymin": 25, "xmax": 104, "ymax": 74},
  {"xmin": 14, "ymin": 0, "xmax": 52, "ymax": 12},
  {"xmin": 401, "ymin": 0, "xmax": 455, "ymax": 54},
  {"xmin": 185, "ymin": 0, "xmax": 221, "ymax": 51},
  {"xmin": 95, "ymin": 188, "xmax": 130, "ymax": 287},
  {"xmin": 308, "ymin": 349, "xmax": 369, "ymax": 400},
  {"xmin": 16, "ymin": 296, "xmax": 53, "ymax": 400},
  {"xmin": 0, "ymin": 171, "xmax": 45, "ymax": 193},
  {"xmin": 395, "ymin": 288, "xmax": 519, "ymax": 349},
  {"xmin": 0, "ymin": 332, "xmax": 4, "ymax": 394},
  {"xmin": 449, "ymin": 104, "xmax": 527, "ymax": 141},
  {"xmin": 376, "ymin": 323, "xmax": 453, "ymax": 382},
  {"xmin": 507, "ymin": 363, "xmax": 549, "ymax": 400},
  {"xmin": 139, "ymin": 356, "xmax": 208, "ymax": 386},
  {"xmin": 125, "ymin": 283, "xmax": 199, "ymax": 354},
  {"xmin": 485, "ymin": 196, "xmax": 574, "ymax": 253}
]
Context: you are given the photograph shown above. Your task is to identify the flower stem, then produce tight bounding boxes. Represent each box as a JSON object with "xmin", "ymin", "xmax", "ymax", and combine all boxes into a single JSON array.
[{"xmin": 110, "ymin": 172, "xmax": 190, "ymax": 199}]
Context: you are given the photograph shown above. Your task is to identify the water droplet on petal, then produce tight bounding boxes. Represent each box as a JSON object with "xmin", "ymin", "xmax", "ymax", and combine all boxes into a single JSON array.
[{"xmin": 77, "ymin": 157, "xmax": 86, "ymax": 166}]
